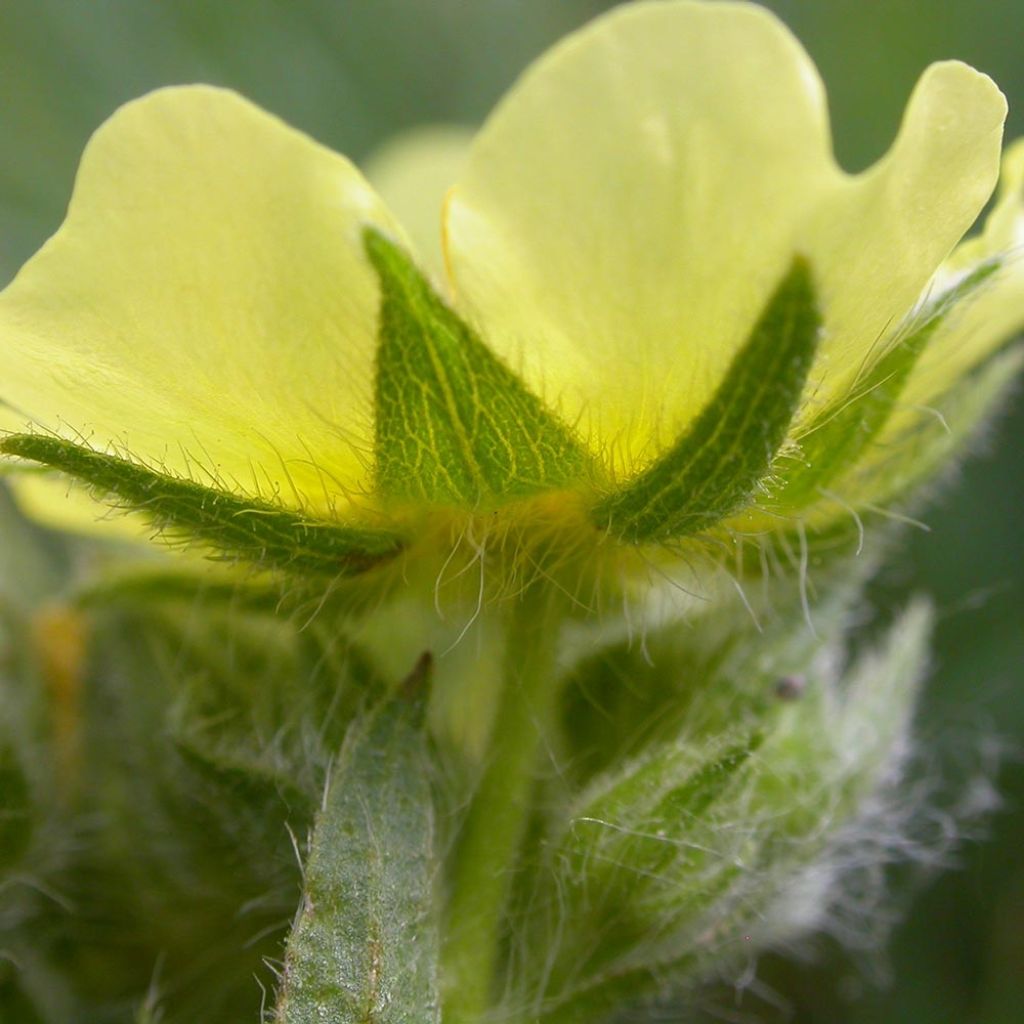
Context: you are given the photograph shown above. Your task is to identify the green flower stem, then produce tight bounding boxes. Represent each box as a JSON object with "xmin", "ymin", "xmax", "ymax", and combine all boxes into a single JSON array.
[{"xmin": 442, "ymin": 586, "xmax": 565, "ymax": 1024}]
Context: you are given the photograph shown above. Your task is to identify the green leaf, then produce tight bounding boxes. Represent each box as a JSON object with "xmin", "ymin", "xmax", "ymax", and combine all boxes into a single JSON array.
[
  {"xmin": 777, "ymin": 260, "xmax": 1002, "ymax": 509},
  {"xmin": 592, "ymin": 257, "xmax": 821, "ymax": 542},
  {"xmin": 565, "ymin": 732, "xmax": 761, "ymax": 909},
  {"xmin": 274, "ymin": 667, "xmax": 439, "ymax": 1024},
  {"xmin": 0, "ymin": 434, "xmax": 404, "ymax": 576},
  {"xmin": 366, "ymin": 229, "xmax": 591, "ymax": 507},
  {"xmin": 524, "ymin": 604, "xmax": 933, "ymax": 1024},
  {"xmin": 52, "ymin": 602, "xmax": 312, "ymax": 1022},
  {"xmin": 831, "ymin": 600, "xmax": 932, "ymax": 803},
  {"xmin": 515, "ymin": 731, "xmax": 760, "ymax": 1020}
]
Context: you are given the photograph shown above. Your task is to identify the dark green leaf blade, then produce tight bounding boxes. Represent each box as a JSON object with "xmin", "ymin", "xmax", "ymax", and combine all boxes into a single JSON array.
[
  {"xmin": 0, "ymin": 434, "xmax": 403, "ymax": 576},
  {"xmin": 592, "ymin": 257, "xmax": 821, "ymax": 542},
  {"xmin": 776, "ymin": 260, "xmax": 1002, "ymax": 509},
  {"xmin": 274, "ymin": 675, "xmax": 439, "ymax": 1024},
  {"xmin": 366, "ymin": 229, "xmax": 591, "ymax": 507}
]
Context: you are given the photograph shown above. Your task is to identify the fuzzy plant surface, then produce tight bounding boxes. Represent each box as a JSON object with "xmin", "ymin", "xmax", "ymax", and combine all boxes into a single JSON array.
[{"xmin": 1, "ymin": 2, "xmax": 1023, "ymax": 1022}]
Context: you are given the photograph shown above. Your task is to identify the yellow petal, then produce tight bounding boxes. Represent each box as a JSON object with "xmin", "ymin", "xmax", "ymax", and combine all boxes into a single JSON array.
[
  {"xmin": 364, "ymin": 126, "xmax": 473, "ymax": 287},
  {"xmin": 446, "ymin": 1, "xmax": 835, "ymax": 472},
  {"xmin": 444, "ymin": 1, "xmax": 1005, "ymax": 473},
  {"xmin": 899, "ymin": 136, "xmax": 1024, "ymax": 412},
  {"xmin": 0, "ymin": 403, "xmax": 24, "ymax": 438},
  {"xmin": 0, "ymin": 86, "xmax": 402, "ymax": 516},
  {"xmin": 943, "ymin": 136, "xmax": 1024, "ymax": 271},
  {"xmin": 799, "ymin": 61, "xmax": 1007, "ymax": 416}
]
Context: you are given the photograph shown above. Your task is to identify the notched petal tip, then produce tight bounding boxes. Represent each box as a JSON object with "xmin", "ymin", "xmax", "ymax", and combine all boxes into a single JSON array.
[
  {"xmin": 795, "ymin": 55, "xmax": 1007, "ymax": 421},
  {"xmin": 445, "ymin": 0, "xmax": 834, "ymax": 471}
]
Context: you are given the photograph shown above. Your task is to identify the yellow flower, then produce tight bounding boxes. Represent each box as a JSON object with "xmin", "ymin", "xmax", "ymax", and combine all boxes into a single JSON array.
[{"xmin": 0, "ymin": 0, "xmax": 1021, "ymax": 572}]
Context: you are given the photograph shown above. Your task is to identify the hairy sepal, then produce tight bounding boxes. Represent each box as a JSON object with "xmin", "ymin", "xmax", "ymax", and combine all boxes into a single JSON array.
[
  {"xmin": 0, "ymin": 434, "xmax": 404, "ymax": 576},
  {"xmin": 838, "ymin": 344, "xmax": 1024, "ymax": 511},
  {"xmin": 367, "ymin": 228, "xmax": 592, "ymax": 508},
  {"xmin": 785, "ymin": 342, "xmax": 1024, "ymax": 556},
  {"xmin": 777, "ymin": 260, "xmax": 1003, "ymax": 510},
  {"xmin": 592, "ymin": 257, "xmax": 821, "ymax": 543}
]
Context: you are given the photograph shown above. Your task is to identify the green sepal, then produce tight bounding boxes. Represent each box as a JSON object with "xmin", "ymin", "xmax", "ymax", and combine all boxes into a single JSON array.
[
  {"xmin": 0, "ymin": 434, "xmax": 404, "ymax": 576},
  {"xmin": 592, "ymin": 256, "xmax": 821, "ymax": 542},
  {"xmin": 777, "ymin": 260, "xmax": 1002, "ymax": 509},
  {"xmin": 366, "ymin": 229, "xmax": 591, "ymax": 507},
  {"xmin": 831, "ymin": 343, "xmax": 1024, "ymax": 525},
  {"xmin": 274, "ymin": 667, "xmax": 440, "ymax": 1024}
]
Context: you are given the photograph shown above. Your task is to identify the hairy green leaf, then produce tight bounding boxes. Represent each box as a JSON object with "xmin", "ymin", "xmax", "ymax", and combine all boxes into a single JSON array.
[
  {"xmin": 526, "ymin": 604, "xmax": 932, "ymax": 1024},
  {"xmin": 593, "ymin": 257, "xmax": 821, "ymax": 542},
  {"xmin": 274, "ymin": 668, "xmax": 439, "ymax": 1024},
  {"xmin": 777, "ymin": 260, "xmax": 1002, "ymax": 509},
  {"xmin": 366, "ymin": 229, "xmax": 591, "ymax": 507},
  {"xmin": 513, "ymin": 730, "xmax": 760, "ymax": 1021},
  {"xmin": 0, "ymin": 434, "xmax": 404, "ymax": 576},
  {"xmin": 566, "ymin": 732, "xmax": 761, "ymax": 901}
]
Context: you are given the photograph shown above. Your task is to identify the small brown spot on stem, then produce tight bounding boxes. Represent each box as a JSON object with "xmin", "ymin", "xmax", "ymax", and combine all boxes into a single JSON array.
[{"xmin": 774, "ymin": 674, "xmax": 806, "ymax": 701}]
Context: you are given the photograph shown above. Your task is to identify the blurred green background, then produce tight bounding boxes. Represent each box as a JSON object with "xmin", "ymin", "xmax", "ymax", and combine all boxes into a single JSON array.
[{"xmin": 0, "ymin": 1, "xmax": 1020, "ymax": 1021}]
